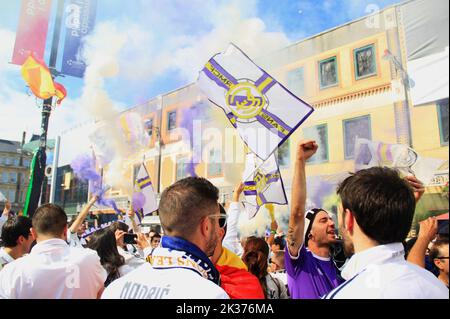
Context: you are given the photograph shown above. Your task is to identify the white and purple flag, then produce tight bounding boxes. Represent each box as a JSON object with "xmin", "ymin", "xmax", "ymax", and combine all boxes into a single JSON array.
[
  {"xmin": 354, "ymin": 138, "xmax": 446, "ymax": 185},
  {"xmin": 242, "ymin": 152, "xmax": 288, "ymax": 219},
  {"xmin": 135, "ymin": 163, "xmax": 158, "ymax": 217},
  {"xmin": 197, "ymin": 43, "xmax": 314, "ymax": 160}
]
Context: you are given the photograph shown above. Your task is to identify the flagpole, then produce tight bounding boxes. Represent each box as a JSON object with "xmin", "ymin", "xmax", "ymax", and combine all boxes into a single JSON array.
[{"xmin": 26, "ymin": 0, "xmax": 65, "ymax": 217}]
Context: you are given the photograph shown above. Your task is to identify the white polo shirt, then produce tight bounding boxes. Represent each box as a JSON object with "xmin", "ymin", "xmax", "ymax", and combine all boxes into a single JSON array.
[
  {"xmin": 0, "ymin": 248, "xmax": 14, "ymax": 270},
  {"xmin": 323, "ymin": 243, "xmax": 448, "ymax": 299},
  {"xmin": 102, "ymin": 247, "xmax": 229, "ymax": 299},
  {"xmin": 0, "ymin": 239, "xmax": 107, "ymax": 299}
]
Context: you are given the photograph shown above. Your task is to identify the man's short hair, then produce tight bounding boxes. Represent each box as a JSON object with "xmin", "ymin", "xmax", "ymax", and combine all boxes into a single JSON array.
[
  {"xmin": 429, "ymin": 237, "xmax": 449, "ymax": 270},
  {"xmin": 337, "ymin": 167, "xmax": 415, "ymax": 245},
  {"xmin": 32, "ymin": 204, "xmax": 68, "ymax": 237},
  {"xmin": 273, "ymin": 236, "xmax": 286, "ymax": 250},
  {"xmin": 1, "ymin": 216, "xmax": 32, "ymax": 247},
  {"xmin": 159, "ymin": 177, "xmax": 219, "ymax": 238}
]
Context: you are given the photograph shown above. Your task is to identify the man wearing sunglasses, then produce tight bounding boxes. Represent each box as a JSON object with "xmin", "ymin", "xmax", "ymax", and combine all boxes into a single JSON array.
[
  {"xmin": 102, "ymin": 177, "xmax": 229, "ymax": 299},
  {"xmin": 430, "ymin": 238, "xmax": 449, "ymax": 289},
  {"xmin": 210, "ymin": 205, "xmax": 265, "ymax": 299}
]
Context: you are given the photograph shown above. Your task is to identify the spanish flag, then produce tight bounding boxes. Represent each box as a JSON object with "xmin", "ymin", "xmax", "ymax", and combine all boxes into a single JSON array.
[{"xmin": 21, "ymin": 54, "xmax": 67, "ymax": 105}]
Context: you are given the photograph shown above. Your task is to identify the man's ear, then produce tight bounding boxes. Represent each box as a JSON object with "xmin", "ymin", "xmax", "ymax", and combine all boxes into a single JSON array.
[
  {"xmin": 434, "ymin": 258, "xmax": 444, "ymax": 271},
  {"xmin": 200, "ymin": 216, "xmax": 210, "ymax": 238},
  {"xmin": 30, "ymin": 227, "xmax": 37, "ymax": 241},
  {"xmin": 344, "ymin": 209, "xmax": 354, "ymax": 233}
]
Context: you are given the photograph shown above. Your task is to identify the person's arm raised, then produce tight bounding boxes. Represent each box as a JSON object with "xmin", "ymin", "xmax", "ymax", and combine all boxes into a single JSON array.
[
  {"xmin": 286, "ymin": 140, "xmax": 318, "ymax": 258},
  {"xmin": 69, "ymin": 196, "xmax": 97, "ymax": 234}
]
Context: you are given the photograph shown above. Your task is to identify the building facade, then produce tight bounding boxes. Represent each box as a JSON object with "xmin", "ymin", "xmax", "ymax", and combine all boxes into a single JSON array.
[
  {"xmin": 0, "ymin": 139, "xmax": 32, "ymax": 213},
  {"xmin": 65, "ymin": 0, "xmax": 448, "ymax": 227}
]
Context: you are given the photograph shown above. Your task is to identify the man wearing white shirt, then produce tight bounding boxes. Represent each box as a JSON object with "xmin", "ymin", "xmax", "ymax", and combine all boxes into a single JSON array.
[
  {"xmin": 102, "ymin": 177, "xmax": 229, "ymax": 299},
  {"xmin": 0, "ymin": 203, "xmax": 106, "ymax": 299},
  {"xmin": 323, "ymin": 167, "xmax": 448, "ymax": 299}
]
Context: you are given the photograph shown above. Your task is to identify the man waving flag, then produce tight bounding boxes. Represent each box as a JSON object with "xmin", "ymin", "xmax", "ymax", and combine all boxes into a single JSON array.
[
  {"xmin": 197, "ymin": 43, "xmax": 313, "ymax": 160},
  {"xmin": 242, "ymin": 152, "xmax": 288, "ymax": 219}
]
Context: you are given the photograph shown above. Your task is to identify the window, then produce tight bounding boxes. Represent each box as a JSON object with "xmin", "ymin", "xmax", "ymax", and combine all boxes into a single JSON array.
[
  {"xmin": 23, "ymin": 159, "xmax": 30, "ymax": 167},
  {"xmin": 343, "ymin": 115, "xmax": 372, "ymax": 159},
  {"xmin": 303, "ymin": 124, "xmax": 329, "ymax": 163},
  {"xmin": 1, "ymin": 172, "xmax": 8, "ymax": 183},
  {"xmin": 354, "ymin": 44, "xmax": 377, "ymax": 80},
  {"xmin": 319, "ymin": 56, "xmax": 338, "ymax": 89},
  {"xmin": 287, "ymin": 67, "xmax": 305, "ymax": 97},
  {"xmin": 8, "ymin": 190, "xmax": 15, "ymax": 203},
  {"xmin": 145, "ymin": 118, "xmax": 153, "ymax": 138},
  {"xmin": 9, "ymin": 172, "xmax": 17, "ymax": 183},
  {"xmin": 277, "ymin": 140, "xmax": 290, "ymax": 168},
  {"xmin": 167, "ymin": 111, "xmax": 177, "ymax": 131},
  {"xmin": 5, "ymin": 157, "xmax": 11, "ymax": 166},
  {"xmin": 208, "ymin": 149, "xmax": 222, "ymax": 176},
  {"xmin": 176, "ymin": 156, "xmax": 189, "ymax": 181},
  {"xmin": 13, "ymin": 158, "xmax": 19, "ymax": 166},
  {"xmin": 437, "ymin": 99, "xmax": 449, "ymax": 145}
]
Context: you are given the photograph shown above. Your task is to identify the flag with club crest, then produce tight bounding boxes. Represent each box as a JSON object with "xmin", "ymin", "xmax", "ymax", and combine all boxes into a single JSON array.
[
  {"xmin": 354, "ymin": 137, "xmax": 446, "ymax": 185},
  {"xmin": 134, "ymin": 163, "xmax": 158, "ymax": 216},
  {"xmin": 242, "ymin": 152, "xmax": 287, "ymax": 219},
  {"xmin": 197, "ymin": 43, "xmax": 313, "ymax": 161}
]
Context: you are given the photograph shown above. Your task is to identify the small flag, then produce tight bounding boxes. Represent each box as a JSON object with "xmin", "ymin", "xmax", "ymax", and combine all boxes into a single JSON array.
[
  {"xmin": 197, "ymin": 43, "xmax": 313, "ymax": 160},
  {"xmin": 242, "ymin": 152, "xmax": 287, "ymax": 219},
  {"xmin": 134, "ymin": 163, "xmax": 158, "ymax": 216},
  {"xmin": 21, "ymin": 54, "xmax": 67, "ymax": 105}
]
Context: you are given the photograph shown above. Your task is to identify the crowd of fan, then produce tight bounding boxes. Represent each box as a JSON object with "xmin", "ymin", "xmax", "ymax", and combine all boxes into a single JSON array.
[{"xmin": 0, "ymin": 140, "xmax": 448, "ymax": 299}]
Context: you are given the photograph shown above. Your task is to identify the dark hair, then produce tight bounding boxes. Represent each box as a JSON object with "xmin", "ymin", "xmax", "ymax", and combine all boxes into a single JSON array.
[
  {"xmin": 159, "ymin": 177, "xmax": 219, "ymax": 238},
  {"xmin": 337, "ymin": 167, "xmax": 415, "ymax": 245},
  {"xmin": 273, "ymin": 236, "xmax": 286, "ymax": 250},
  {"xmin": 110, "ymin": 221, "xmax": 129, "ymax": 234},
  {"xmin": 32, "ymin": 204, "xmax": 68, "ymax": 237},
  {"xmin": 87, "ymin": 227, "xmax": 125, "ymax": 287},
  {"xmin": 429, "ymin": 237, "xmax": 449, "ymax": 272},
  {"xmin": 1, "ymin": 216, "xmax": 32, "ymax": 247},
  {"xmin": 151, "ymin": 233, "xmax": 161, "ymax": 240},
  {"xmin": 242, "ymin": 236, "xmax": 270, "ymax": 298}
]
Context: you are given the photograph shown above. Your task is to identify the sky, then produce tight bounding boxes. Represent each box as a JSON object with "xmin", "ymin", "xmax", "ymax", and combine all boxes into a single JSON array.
[{"xmin": 0, "ymin": 0, "xmax": 401, "ymax": 142}]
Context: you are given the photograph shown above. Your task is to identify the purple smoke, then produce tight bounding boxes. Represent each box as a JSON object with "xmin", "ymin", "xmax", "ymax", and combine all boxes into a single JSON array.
[
  {"xmin": 132, "ymin": 192, "xmax": 146, "ymax": 212},
  {"xmin": 180, "ymin": 101, "xmax": 209, "ymax": 177},
  {"xmin": 306, "ymin": 176, "xmax": 335, "ymax": 209},
  {"xmin": 71, "ymin": 154, "xmax": 121, "ymax": 215}
]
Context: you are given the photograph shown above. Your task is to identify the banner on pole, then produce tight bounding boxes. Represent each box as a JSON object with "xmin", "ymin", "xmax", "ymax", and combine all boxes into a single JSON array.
[
  {"xmin": 12, "ymin": 0, "xmax": 53, "ymax": 65},
  {"xmin": 61, "ymin": 0, "xmax": 97, "ymax": 77}
]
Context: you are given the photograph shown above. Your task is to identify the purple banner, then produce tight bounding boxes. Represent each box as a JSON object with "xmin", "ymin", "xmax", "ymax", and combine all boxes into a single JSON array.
[{"xmin": 61, "ymin": 0, "xmax": 97, "ymax": 78}]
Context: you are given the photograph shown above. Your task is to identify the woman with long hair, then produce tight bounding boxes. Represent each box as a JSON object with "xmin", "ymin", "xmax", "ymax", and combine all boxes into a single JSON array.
[
  {"xmin": 87, "ymin": 228, "xmax": 133, "ymax": 287},
  {"xmin": 242, "ymin": 236, "xmax": 289, "ymax": 299}
]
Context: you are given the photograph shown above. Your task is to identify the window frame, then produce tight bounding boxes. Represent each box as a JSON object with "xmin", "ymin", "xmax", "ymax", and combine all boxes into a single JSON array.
[
  {"xmin": 437, "ymin": 99, "xmax": 449, "ymax": 146},
  {"xmin": 286, "ymin": 66, "xmax": 305, "ymax": 97},
  {"xmin": 167, "ymin": 110, "xmax": 177, "ymax": 132},
  {"xmin": 319, "ymin": 56, "xmax": 339, "ymax": 90},
  {"xmin": 302, "ymin": 124, "xmax": 329, "ymax": 164},
  {"xmin": 353, "ymin": 44, "xmax": 378, "ymax": 80},
  {"xmin": 343, "ymin": 115, "xmax": 372, "ymax": 160}
]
